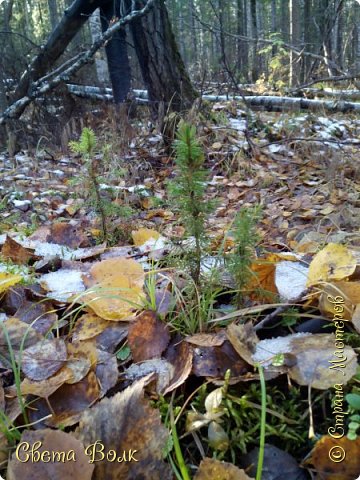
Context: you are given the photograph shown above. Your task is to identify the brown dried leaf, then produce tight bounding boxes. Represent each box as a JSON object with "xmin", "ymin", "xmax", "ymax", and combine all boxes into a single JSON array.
[
  {"xmin": 95, "ymin": 323, "xmax": 128, "ymax": 353},
  {"xmin": 75, "ymin": 375, "xmax": 172, "ymax": 480},
  {"xmin": 16, "ymin": 299, "xmax": 58, "ymax": 335},
  {"xmin": 96, "ymin": 349, "xmax": 119, "ymax": 397},
  {"xmin": 7, "ymin": 429, "xmax": 94, "ymax": 480},
  {"xmin": 128, "ymin": 310, "xmax": 170, "ymax": 362},
  {"xmin": 22, "ymin": 338, "xmax": 67, "ymax": 381},
  {"xmin": 0, "ymin": 318, "xmax": 44, "ymax": 357},
  {"xmin": 306, "ymin": 435, "xmax": 360, "ymax": 480},
  {"xmin": 46, "ymin": 222, "xmax": 87, "ymax": 248},
  {"xmin": 195, "ymin": 458, "xmax": 254, "ymax": 480},
  {"xmin": 227, "ymin": 323, "xmax": 259, "ymax": 366},
  {"xmin": 125, "ymin": 359, "xmax": 174, "ymax": 394},
  {"xmin": 192, "ymin": 339, "xmax": 248, "ymax": 379},
  {"xmin": 28, "ymin": 371, "xmax": 100, "ymax": 428},
  {"xmin": 248, "ymin": 258, "xmax": 278, "ymax": 301},
  {"xmin": 163, "ymin": 337, "xmax": 193, "ymax": 395},
  {"xmin": 186, "ymin": 331, "xmax": 227, "ymax": 347},
  {"xmin": 18, "ymin": 367, "xmax": 73, "ymax": 397},
  {"xmin": 2, "ymin": 235, "xmax": 40, "ymax": 264}
]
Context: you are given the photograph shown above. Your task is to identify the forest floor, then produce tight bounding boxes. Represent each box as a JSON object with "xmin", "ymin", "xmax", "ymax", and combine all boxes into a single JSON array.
[{"xmin": 1, "ymin": 101, "xmax": 360, "ymax": 480}]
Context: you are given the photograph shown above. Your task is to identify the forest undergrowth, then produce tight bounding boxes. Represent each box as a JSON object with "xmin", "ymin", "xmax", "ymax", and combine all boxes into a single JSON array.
[{"xmin": 0, "ymin": 101, "xmax": 360, "ymax": 479}]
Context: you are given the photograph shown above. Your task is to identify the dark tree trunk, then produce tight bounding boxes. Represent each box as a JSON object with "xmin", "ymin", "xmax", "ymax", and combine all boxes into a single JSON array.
[
  {"xmin": 128, "ymin": 0, "xmax": 198, "ymax": 111},
  {"xmin": 100, "ymin": 1, "xmax": 131, "ymax": 103}
]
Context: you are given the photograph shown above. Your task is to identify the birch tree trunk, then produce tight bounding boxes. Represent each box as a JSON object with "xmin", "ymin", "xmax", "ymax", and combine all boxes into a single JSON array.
[
  {"xmin": 47, "ymin": 0, "xmax": 59, "ymax": 31},
  {"xmin": 89, "ymin": 9, "xmax": 109, "ymax": 84},
  {"xmin": 289, "ymin": 0, "xmax": 301, "ymax": 86}
]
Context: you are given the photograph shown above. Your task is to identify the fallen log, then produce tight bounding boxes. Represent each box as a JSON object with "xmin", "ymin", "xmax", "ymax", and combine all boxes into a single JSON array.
[
  {"xmin": 66, "ymin": 85, "xmax": 360, "ymax": 114},
  {"xmin": 287, "ymin": 88, "xmax": 360, "ymax": 101}
]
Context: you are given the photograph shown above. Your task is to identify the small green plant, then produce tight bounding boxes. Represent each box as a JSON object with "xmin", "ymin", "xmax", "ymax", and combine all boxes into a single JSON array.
[
  {"xmin": 168, "ymin": 121, "xmax": 214, "ymax": 285},
  {"xmin": 69, "ymin": 128, "xmax": 108, "ymax": 240},
  {"xmin": 345, "ymin": 393, "xmax": 360, "ymax": 440},
  {"xmin": 169, "ymin": 272, "xmax": 223, "ymax": 334},
  {"xmin": 226, "ymin": 205, "xmax": 262, "ymax": 307}
]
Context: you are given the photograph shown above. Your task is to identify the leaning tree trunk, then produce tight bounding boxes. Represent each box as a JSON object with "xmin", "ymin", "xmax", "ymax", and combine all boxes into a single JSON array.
[
  {"xmin": 128, "ymin": 0, "xmax": 198, "ymax": 111},
  {"xmin": 9, "ymin": 0, "xmax": 197, "ymax": 121},
  {"xmin": 12, "ymin": 0, "xmax": 99, "ymax": 108}
]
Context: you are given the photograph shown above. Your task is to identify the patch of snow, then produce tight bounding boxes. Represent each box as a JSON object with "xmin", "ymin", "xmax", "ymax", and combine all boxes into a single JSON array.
[
  {"xmin": 40, "ymin": 269, "xmax": 85, "ymax": 302},
  {"xmin": 229, "ymin": 118, "xmax": 247, "ymax": 131},
  {"xmin": 12, "ymin": 199, "xmax": 31, "ymax": 208},
  {"xmin": 252, "ymin": 332, "xmax": 311, "ymax": 366},
  {"xmin": 275, "ymin": 261, "xmax": 309, "ymax": 301},
  {"xmin": 137, "ymin": 236, "xmax": 168, "ymax": 254}
]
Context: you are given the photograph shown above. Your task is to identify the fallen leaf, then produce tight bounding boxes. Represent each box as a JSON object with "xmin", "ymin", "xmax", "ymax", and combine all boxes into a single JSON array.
[
  {"xmin": 132, "ymin": 228, "xmax": 160, "ymax": 246},
  {"xmin": 82, "ymin": 258, "xmax": 145, "ymax": 321},
  {"xmin": 243, "ymin": 444, "xmax": 307, "ymax": 480},
  {"xmin": 248, "ymin": 258, "xmax": 278, "ymax": 301},
  {"xmin": 75, "ymin": 375, "xmax": 172, "ymax": 480},
  {"xmin": 15, "ymin": 299, "xmax": 58, "ymax": 335},
  {"xmin": 227, "ymin": 323, "xmax": 259, "ymax": 366},
  {"xmin": 194, "ymin": 457, "xmax": 254, "ymax": 479},
  {"xmin": 46, "ymin": 222, "xmax": 87, "ymax": 248},
  {"xmin": 125, "ymin": 358, "xmax": 174, "ymax": 394},
  {"xmin": 95, "ymin": 323, "xmax": 128, "ymax": 353},
  {"xmin": 0, "ymin": 272, "xmax": 23, "ymax": 294},
  {"xmin": 71, "ymin": 313, "xmax": 112, "ymax": 341},
  {"xmin": 18, "ymin": 367, "xmax": 74, "ymax": 397},
  {"xmin": 22, "ymin": 338, "xmax": 67, "ymax": 381},
  {"xmin": 319, "ymin": 282, "xmax": 355, "ymax": 321},
  {"xmin": 305, "ymin": 435, "xmax": 360, "ymax": 480},
  {"xmin": 96, "ymin": 349, "xmax": 119, "ymax": 397},
  {"xmin": 163, "ymin": 337, "xmax": 193, "ymax": 395},
  {"xmin": 28, "ymin": 371, "xmax": 100, "ymax": 428},
  {"xmin": 192, "ymin": 338, "xmax": 248, "ymax": 379},
  {"xmin": 0, "ymin": 318, "xmax": 44, "ymax": 357},
  {"xmin": 252, "ymin": 333, "xmax": 358, "ymax": 389},
  {"xmin": 186, "ymin": 331, "xmax": 227, "ymax": 347},
  {"xmin": 7, "ymin": 429, "xmax": 94, "ymax": 480},
  {"xmin": 2, "ymin": 236, "xmax": 39, "ymax": 264},
  {"xmin": 307, "ymin": 243, "xmax": 357, "ymax": 287},
  {"xmin": 128, "ymin": 310, "xmax": 170, "ymax": 362}
]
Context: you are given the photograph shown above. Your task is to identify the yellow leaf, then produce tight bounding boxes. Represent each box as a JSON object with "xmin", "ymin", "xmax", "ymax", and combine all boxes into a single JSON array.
[
  {"xmin": 320, "ymin": 205, "xmax": 335, "ymax": 215},
  {"xmin": 132, "ymin": 228, "xmax": 160, "ymax": 246},
  {"xmin": 247, "ymin": 256, "xmax": 279, "ymax": 301},
  {"xmin": 82, "ymin": 258, "xmax": 145, "ymax": 321},
  {"xmin": 0, "ymin": 272, "xmax": 22, "ymax": 294},
  {"xmin": 307, "ymin": 243, "xmax": 356, "ymax": 287}
]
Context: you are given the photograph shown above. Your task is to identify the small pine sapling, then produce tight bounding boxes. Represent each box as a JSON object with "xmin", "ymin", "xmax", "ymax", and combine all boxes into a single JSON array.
[
  {"xmin": 69, "ymin": 128, "xmax": 107, "ymax": 240},
  {"xmin": 227, "ymin": 205, "xmax": 262, "ymax": 307},
  {"xmin": 168, "ymin": 121, "xmax": 214, "ymax": 284}
]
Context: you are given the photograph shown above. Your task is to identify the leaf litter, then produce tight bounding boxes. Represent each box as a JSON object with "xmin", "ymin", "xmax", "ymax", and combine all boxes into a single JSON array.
[{"xmin": 1, "ymin": 104, "xmax": 360, "ymax": 479}]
